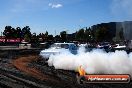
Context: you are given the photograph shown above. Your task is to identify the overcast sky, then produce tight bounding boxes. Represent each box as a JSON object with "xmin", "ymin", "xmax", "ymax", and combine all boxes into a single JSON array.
[{"xmin": 0, "ymin": 0, "xmax": 132, "ymax": 35}]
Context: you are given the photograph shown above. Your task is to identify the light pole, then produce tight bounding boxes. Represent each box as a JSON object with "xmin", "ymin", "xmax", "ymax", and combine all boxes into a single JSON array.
[{"xmin": 1, "ymin": 31, "xmax": 2, "ymax": 37}]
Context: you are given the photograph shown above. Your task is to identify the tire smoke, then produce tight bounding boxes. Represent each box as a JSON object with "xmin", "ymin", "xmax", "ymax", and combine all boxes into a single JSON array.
[{"xmin": 47, "ymin": 47, "xmax": 132, "ymax": 75}]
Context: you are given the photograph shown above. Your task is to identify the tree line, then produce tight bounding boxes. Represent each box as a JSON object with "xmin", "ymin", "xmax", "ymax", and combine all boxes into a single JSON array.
[
  {"xmin": 3, "ymin": 26, "xmax": 31, "ymax": 42},
  {"xmin": 2, "ymin": 25, "xmax": 123, "ymax": 43}
]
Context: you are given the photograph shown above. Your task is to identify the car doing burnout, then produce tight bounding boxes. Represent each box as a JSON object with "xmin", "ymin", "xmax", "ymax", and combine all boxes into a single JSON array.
[{"xmin": 40, "ymin": 43, "xmax": 78, "ymax": 60}]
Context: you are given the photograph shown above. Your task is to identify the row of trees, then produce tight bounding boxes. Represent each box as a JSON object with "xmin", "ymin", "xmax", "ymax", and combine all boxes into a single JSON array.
[
  {"xmin": 2, "ymin": 26, "xmax": 55, "ymax": 43},
  {"xmin": 53, "ymin": 26, "xmax": 112, "ymax": 42},
  {"xmin": 3, "ymin": 26, "xmax": 31, "ymax": 42},
  {"xmin": 58, "ymin": 26, "xmax": 124, "ymax": 42},
  {"xmin": 2, "ymin": 25, "xmax": 123, "ymax": 43},
  {"xmin": 75, "ymin": 27, "xmax": 93, "ymax": 42}
]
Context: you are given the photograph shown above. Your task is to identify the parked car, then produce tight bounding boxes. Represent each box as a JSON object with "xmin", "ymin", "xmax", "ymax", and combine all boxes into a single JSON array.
[
  {"xmin": 97, "ymin": 42, "xmax": 110, "ymax": 49},
  {"xmin": 114, "ymin": 44, "xmax": 126, "ymax": 49},
  {"xmin": 40, "ymin": 43, "xmax": 78, "ymax": 60}
]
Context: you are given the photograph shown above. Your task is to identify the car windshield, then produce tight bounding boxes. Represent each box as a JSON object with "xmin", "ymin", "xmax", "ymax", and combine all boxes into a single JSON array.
[{"xmin": 50, "ymin": 44, "xmax": 69, "ymax": 49}]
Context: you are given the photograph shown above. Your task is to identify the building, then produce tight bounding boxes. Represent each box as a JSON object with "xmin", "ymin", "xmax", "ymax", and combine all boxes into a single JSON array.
[
  {"xmin": 91, "ymin": 21, "xmax": 132, "ymax": 41},
  {"xmin": 116, "ymin": 21, "xmax": 132, "ymax": 40}
]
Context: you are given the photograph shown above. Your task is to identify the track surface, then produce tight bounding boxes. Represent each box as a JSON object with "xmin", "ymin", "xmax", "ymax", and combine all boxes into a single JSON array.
[{"xmin": 0, "ymin": 55, "xmax": 132, "ymax": 88}]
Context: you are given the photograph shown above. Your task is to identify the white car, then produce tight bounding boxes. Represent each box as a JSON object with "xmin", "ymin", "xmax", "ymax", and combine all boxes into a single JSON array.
[
  {"xmin": 114, "ymin": 44, "xmax": 126, "ymax": 49},
  {"xmin": 40, "ymin": 43, "xmax": 77, "ymax": 60}
]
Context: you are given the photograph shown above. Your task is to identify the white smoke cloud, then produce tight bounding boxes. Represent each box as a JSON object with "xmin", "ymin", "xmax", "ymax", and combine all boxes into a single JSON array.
[
  {"xmin": 48, "ymin": 3, "xmax": 63, "ymax": 8},
  {"xmin": 46, "ymin": 47, "xmax": 132, "ymax": 76},
  {"xmin": 111, "ymin": 0, "xmax": 132, "ymax": 18}
]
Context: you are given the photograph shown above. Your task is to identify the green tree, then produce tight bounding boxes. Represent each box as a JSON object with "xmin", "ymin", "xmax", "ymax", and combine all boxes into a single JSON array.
[
  {"xmin": 54, "ymin": 35, "xmax": 61, "ymax": 42},
  {"xmin": 47, "ymin": 35, "xmax": 54, "ymax": 42},
  {"xmin": 11, "ymin": 27, "xmax": 17, "ymax": 38},
  {"xmin": 16, "ymin": 27, "xmax": 22, "ymax": 42},
  {"xmin": 94, "ymin": 27, "xmax": 108, "ymax": 42},
  {"xmin": 60, "ymin": 31, "xmax": 67, "ymax": 42},
  {"xmin": 24, "ymin": 34, "xmax": 31, "ymax": 42},
  {"xmin": 75, "ymin": 28, "xmax": 85, "ymax": 42},
  {"xmin": 45, "ymin": 31, "xmax": 48, "ymax": 36},
  {"xmin": 16, "ymin": 27, "xmax": 21, "ymax": 38},
  {"xmin": 3, "ymin": 26, "xmax": 12, "ymax": 38},
  {"xmin": 41, "ymin": 31, "xmax": 49, "ymax": 42},
  {"xmin": 22, "ymin": 26, "xmax": 31, "ymax": 42},
  {"xmin": 84, "ymin": 27, "xmax": 92, "ymax": 42}
]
